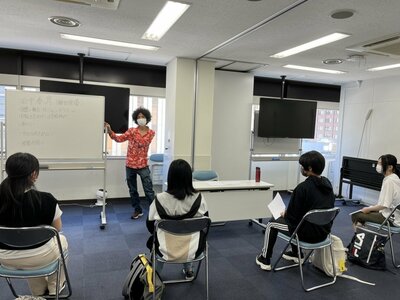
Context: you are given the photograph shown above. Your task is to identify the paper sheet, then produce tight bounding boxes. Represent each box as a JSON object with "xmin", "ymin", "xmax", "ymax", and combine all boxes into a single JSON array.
[{"xmin": 268, "ymin": 192, "xmax": 286, "ymax": 219}]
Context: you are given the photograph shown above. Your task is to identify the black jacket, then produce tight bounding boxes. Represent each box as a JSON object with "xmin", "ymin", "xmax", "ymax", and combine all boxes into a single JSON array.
[{"xmin": 285, "ymin": 175, "xmax": 335, "ymax": 243}]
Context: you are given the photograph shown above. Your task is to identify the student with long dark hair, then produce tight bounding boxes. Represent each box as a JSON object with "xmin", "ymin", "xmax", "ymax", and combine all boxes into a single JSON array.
[
  {"xmin": 146, "ymin": 159, "xmax": 208, "ymax": 280},
  {"xmin": 351, "ymin": 154, "xmax": 400, "ymax": 228},
  {"xmin": 0, "ymin": 152, "xmax": 68, "ymax": 296}
]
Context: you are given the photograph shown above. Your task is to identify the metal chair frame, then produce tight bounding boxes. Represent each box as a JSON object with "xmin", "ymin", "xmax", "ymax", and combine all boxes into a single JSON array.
[
  {"xmin": 152, "ymin": 217, "xmax": 211, "ymax": 300},
  {"xmin": 0, "ymin": 225, "xmax": 72, "ymax": 299},
  {"xmin": 365, "ymin": 203, "xmax": 400, "ymax": 268},
  {"xmin": 272, "ymin": 207, "xmax": 340, "ymax": 292}
]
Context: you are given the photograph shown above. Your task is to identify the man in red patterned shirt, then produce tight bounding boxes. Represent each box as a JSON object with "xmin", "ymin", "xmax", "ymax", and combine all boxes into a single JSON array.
[{"xmin": 105, "ymin": 107, "xmax": 156, "ymax": 219}]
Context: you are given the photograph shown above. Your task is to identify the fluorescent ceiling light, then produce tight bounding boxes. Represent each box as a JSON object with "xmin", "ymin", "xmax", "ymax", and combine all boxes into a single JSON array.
[
  {"xmin": 60, "ymin": 33, "xmax": 159, "ymax": 51},
  {"xmin": 142, "ymin": 1, "xmax": 190, "ymax": 41},
  {"xmin": 271, "ymin": 33, "xmax": 350, "ymax": 58},
  {"xmin": 367, "ymin": 63, "xmax": 400, "ymax": 71},
  {"xmin": 283, "ymin": 64, "xmax": 346, "ymax": 74}
]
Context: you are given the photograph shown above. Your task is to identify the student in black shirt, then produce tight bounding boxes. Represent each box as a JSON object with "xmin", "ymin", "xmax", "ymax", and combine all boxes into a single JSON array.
[
  {"xmin": 0, "ymin": 152, "xmax": 68, "ymax": 296},
  {"xmin": 256, "ymin": 151, "xmax": 335, "ymax": 271}
]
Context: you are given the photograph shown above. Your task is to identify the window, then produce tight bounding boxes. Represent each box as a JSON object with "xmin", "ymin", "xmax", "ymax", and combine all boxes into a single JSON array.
[
  {"xmin": 0, "ymin": 86, "xmax": 17, "ymax": 122},
  {"xmin": 106, "ymin": 95, "xmax": 165, "ymax": 157},
  {"xmin": 302, "ymin": 108, "xmax": 339, "ymax": 155}
]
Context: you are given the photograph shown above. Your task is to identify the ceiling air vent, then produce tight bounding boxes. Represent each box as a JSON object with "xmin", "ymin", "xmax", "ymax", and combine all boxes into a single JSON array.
[
  {"xmin": 54, "ymin": 0, "xmax": 120, "ymax": 10},
  {"xmin": 347, "ymin": 34, "xmax": 400, "ymax": 57}
]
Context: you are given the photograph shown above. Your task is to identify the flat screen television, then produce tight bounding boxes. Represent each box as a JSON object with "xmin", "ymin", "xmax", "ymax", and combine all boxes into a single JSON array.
[
  {"xmin": 258, "ymin": 98, "xmax": 317, "ymax": 138},
  {"xmin": 40, "ymin": 80, "xmax": 130, "ymax": 133}
]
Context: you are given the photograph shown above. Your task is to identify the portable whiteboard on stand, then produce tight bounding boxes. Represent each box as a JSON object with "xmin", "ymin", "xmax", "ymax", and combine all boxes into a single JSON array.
[{"xmin": 3, "ymin": 90, "xmax": 108, "ymax": 230}]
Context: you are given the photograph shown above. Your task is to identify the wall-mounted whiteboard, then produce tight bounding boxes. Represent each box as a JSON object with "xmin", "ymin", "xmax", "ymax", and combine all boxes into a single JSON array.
[{"xmin": 6, "ymin": 90, "xmax": 105, "ymax": 160}]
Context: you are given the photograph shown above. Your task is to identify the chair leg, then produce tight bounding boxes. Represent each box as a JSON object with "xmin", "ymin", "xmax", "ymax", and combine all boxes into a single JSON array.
[
  {"xmin": 5, "ymin": 278, "xmax": 19, "ymax": 298},
  {"xmin": 302, "ymin": 244, "xmax": 337, "ymax": 292},
  {"xmin": 387, "ymin": 235, "xmax": 400, "ymax": 268},
  {"xmin": 273, "ymin": 241, "xmax": 293, "ymax": 271},
  {"xmin": 206, "ymin": 244, "xmax": 209, "ymax": 300},
  {"xmin": 153, "ymin": 252, "xmax": 156, "ymax": 300}
]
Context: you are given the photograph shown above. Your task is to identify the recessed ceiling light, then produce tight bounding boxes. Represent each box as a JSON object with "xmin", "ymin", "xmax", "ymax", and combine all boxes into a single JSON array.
[
  {"xmin": 49, "ymin": 16, "xmax": 81, "ymax": 27},
  {"xmin": 323, "ymin": 58, "xmax": 344, "ymax": 65},
  {"xmin": 271, "ymin": 33, "xmax": 350, "ymax": 58},
  {"xmin": 60, "ymin": 34, "xmax": 159, "ymax": 51},
  {"xmin": 142, "ymin": 1, "xmax": 190, "ymax": 41},
  {"xmin": 283, "ymin": 64, "xmax": 346, "ymax": 74},
  {"xmin": 330, "ymin": 10, "xmax": 355, "ymax": 19},
  {"xmin": 367, "ymin": 63, "xmax": 400, "ymax": 71}
]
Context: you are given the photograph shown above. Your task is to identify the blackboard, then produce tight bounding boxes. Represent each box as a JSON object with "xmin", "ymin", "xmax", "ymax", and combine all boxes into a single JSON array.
[{"xmin": 6, "ymin": 90, "xmax": 105, "ymax": 160}]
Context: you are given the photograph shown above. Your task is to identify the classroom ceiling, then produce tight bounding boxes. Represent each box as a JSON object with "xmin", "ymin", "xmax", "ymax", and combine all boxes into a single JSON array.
[{"xmin": 1, "ymin": 0, "xmax": 400, "ymax": 85}]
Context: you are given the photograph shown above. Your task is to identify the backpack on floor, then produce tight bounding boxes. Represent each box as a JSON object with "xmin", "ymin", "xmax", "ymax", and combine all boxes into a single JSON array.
[
  {"xmin": 310, "ymin": 234, "xmax": 347, "ymax": 277},
  {"xmin": 347, "ymin": 226, "xmax": 388, "ymax": 270},
  {"xmin": 310, "ymin": 234, "xmax": 375, "ymax": 286},
  {"xmin": 122, "ymin": 254, "xmax": 164, "ymax": 300}
]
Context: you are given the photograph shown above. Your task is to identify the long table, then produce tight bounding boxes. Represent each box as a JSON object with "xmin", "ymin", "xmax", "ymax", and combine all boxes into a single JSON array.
[{"xmin": 193, "ymin": 180, "xmax": 274, "ymax": 223}]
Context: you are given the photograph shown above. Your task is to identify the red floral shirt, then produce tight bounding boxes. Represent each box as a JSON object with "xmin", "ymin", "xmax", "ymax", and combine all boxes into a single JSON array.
[{"xmin": 110, "ymin": 127, "xmax": 155, "ymax": 169}]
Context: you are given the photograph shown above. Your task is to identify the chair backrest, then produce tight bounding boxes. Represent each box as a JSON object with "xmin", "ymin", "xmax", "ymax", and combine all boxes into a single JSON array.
[
  {"xmin": 154, "ymin": 217, "xmax": 211, "ymax": 261},
  {"xmin": 149, "ymin": 153, "xmax": 164, "ymax": 163},
  {"xmin": 379, "ymin": 203, "xmax": 400, "ymax": 230},
  {"xmin": 290, "ymin": 207, "xmax": 340, "ymax": 239},
  {"xmin": 192, "ymin": 170, "xmax": 218, "ymax": 181},
  {"xmin": 0, "ymin": 225, "xmax": 57, "ymax": 250},
  {"xmin": 156, "ymin": 217, "xmax": 211, "ymax": 236}
]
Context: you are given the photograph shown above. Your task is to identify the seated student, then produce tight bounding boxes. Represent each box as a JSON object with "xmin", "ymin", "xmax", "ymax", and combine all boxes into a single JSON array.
[
  {"xmin": 256, "ymin": 150, "xmax": 335, "ymax": 271},
  {"xmin": 0, "ymin": 152, "xmax": 68, "ymax": 296},
  {"xmin": 351, "ymin": 154, "xmax": 400, "ymax": 229},
  {"xmin": 146, "ymin": 159, "xmax": 208, "ymax": 279}
]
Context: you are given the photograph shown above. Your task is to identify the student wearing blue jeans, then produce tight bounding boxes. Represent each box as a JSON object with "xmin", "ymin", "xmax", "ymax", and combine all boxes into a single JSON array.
[{"xmin": 126, "ymin": 166, "xmax": 155, "ymax": 217}]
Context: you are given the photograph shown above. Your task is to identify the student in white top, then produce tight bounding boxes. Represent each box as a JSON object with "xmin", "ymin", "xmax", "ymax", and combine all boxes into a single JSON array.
[
  {"xmin": 351, "ymin": 154, "xmax": 400, "ymax": 229},
  {"xmin": 146, "ymin": 159, "xmax": 208, "ymax": 280}
]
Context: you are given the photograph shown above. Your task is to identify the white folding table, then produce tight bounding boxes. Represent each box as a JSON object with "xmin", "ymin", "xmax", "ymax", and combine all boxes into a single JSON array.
[{"xmin": 193, "ymin": 180, "xmax": 274, "ymax": 225}]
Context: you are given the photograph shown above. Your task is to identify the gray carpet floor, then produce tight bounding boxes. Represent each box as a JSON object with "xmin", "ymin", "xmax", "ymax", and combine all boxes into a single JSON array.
[{"xmin": 1, "ymin": 191, "xmax": 399, "ymax": 299}]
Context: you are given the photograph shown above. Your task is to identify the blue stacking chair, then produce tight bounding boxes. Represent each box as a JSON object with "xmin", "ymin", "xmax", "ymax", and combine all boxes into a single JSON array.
[
  {"xmin": 0, "ymin": 225, "xmax": 71, "ymax": 299},
  {"xmin": 192, "ymin": 170, "xmax": 218, "ymax": 181},
  {"xmin": 273, "ymin": 207, "xmax": 340, "ymax": 292},
  {"xmin": 152, "ymin": 217, "xmax": 211, "ymax": 300},
  {"xmin": 365, "ymin": 204, "xmax": 400, "ymax": 268}
]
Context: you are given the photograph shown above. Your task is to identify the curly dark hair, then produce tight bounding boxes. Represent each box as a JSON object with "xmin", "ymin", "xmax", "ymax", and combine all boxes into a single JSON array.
[{"xmin": 132, "ymin": 107, "xmax": 152, "ymax": 125}]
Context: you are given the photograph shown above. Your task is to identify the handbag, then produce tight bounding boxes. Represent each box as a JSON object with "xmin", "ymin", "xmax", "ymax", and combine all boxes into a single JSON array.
[{"xmin": 347, "ymin": 226, "xmax": 388, "ymax": 270}]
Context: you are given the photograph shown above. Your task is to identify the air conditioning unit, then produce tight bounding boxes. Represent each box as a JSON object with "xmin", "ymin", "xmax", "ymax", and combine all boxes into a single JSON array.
[
  {"xmin": 347, "ymin": 33, "xmax": 400, "ymax": 57},
  {"xmin": 54, "ymin": 0, "xmax": 120, "ymax": 10}
]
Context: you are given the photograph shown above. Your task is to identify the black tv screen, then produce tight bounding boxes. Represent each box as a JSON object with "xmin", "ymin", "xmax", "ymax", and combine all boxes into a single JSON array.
[
  {"xmin": 40, "ymin": 80, "xmax": 130, "ymax": 133},
  {"xmin": 258, "ymin": 98, "xmax": 317, "ymax": 138}
]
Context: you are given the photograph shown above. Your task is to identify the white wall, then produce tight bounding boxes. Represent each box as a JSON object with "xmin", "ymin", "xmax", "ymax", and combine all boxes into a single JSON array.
[
  {"xmin": 338, "ymin": 75, "xmax": 400, "ymax": 204},
  {"xmin": 211, "ymin": 71, "xmax": 254, "ymax": 180}
]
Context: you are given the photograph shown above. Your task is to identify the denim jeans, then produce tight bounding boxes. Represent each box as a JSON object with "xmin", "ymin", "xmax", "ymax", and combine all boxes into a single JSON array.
[{"xmin": 126, "ymin": 166, "xmax": 155, "ymax": 213}]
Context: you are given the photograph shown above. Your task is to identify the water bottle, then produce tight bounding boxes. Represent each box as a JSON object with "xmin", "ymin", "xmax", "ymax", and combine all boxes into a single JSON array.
[{"xmin": 255, "ymin": 167, "xmax": 261, "ymax": 182}]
